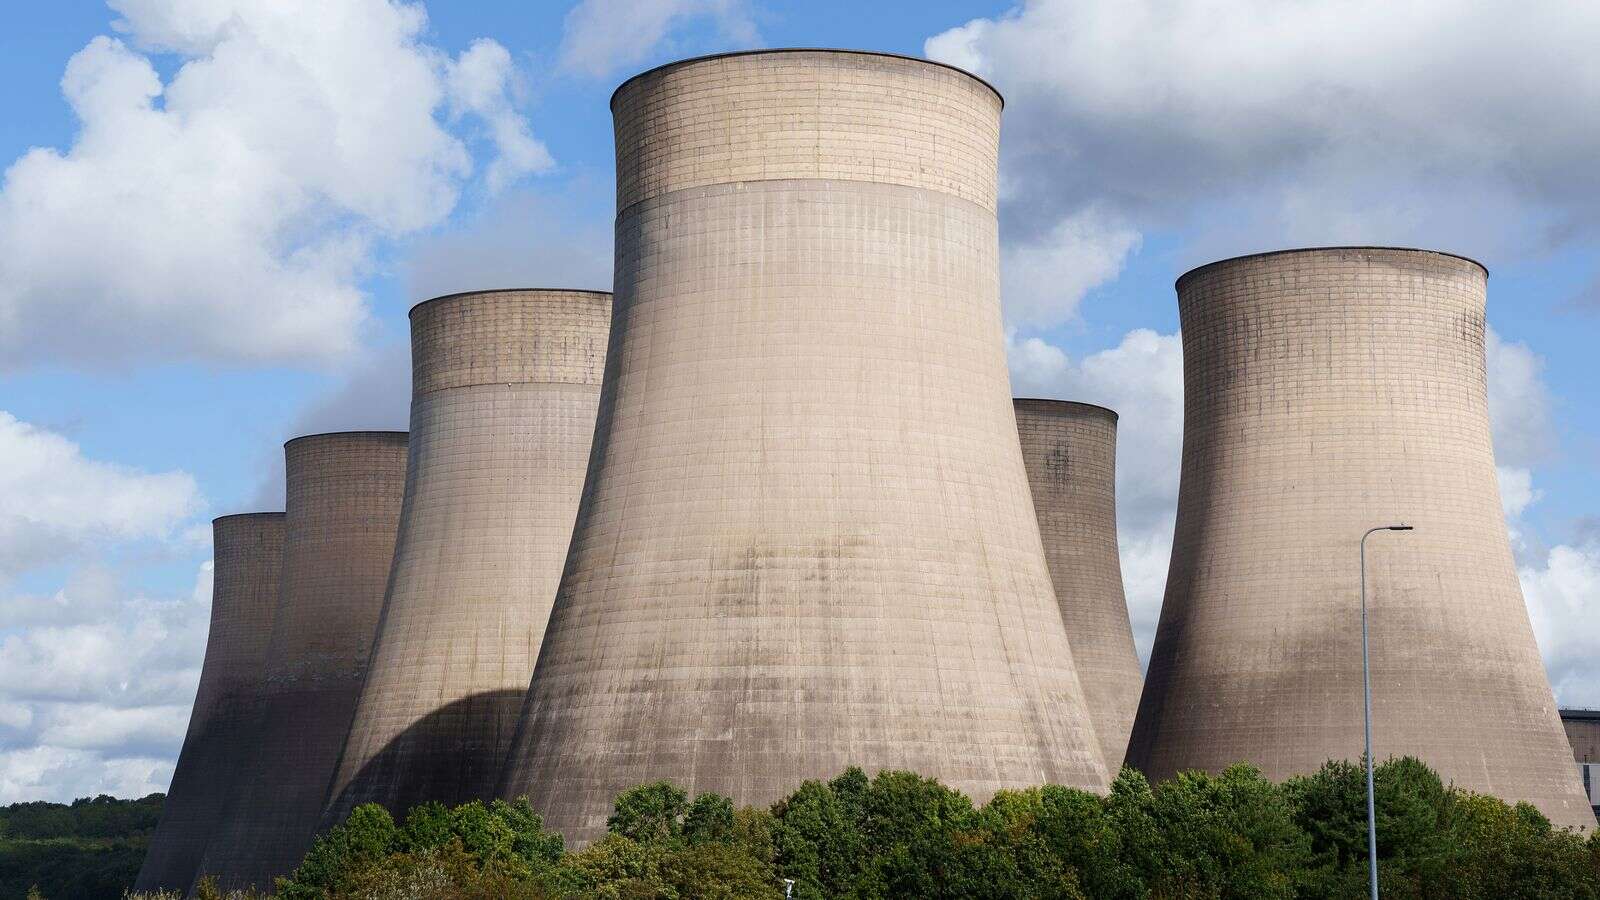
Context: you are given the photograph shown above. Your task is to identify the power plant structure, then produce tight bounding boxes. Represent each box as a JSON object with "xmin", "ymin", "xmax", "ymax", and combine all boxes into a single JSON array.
[
  {"xmin": 196, "ymin": 432, "xmax": 409, "ymax": 890},
  {"xmin": 1126, "ymin": 247, "xmax": 1596, "ymax": 830},
  {"xmin": 322, "ymin": 289, "xmax": 611, "ymax": 827},
  {"xmin": 1562, "ymin": 709, "xmax": 1600, "ymax": 819},
  {"xmin": 133, "ymin": 513, "xmax": 284, "ymax": 894},
  {"xmin": 122, "ymin": 47, "xmax": 1600, "ymax": 888},
  {"xmin": 497, "ymin": 49, "xmax": 1109, "ymax": 846},
  {"xmin": 1014, "ymin": 400, "xmax": 1142, "ymax": 770}
]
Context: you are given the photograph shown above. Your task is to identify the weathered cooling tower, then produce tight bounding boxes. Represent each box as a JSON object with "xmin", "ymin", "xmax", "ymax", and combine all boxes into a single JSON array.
[
  {"xmin": 499, "ymin": 49, "xmax": 1108, "ymax": 845},
  {"xmin": 1014, "ymin": 400, "xmax": 1142, "ymax": 770},
  {"xmin": 134, "ymin": 513, "xmax": 284, "ymax": 893},
  {"xmin": 196, "ymin": 432, "xmax": 408, "ymax": 890},
  {"xmin": 1127, "ymin": 247, "xmax": 1594, "ymax": 830},
  {"xmin": 321, "ymin": 290, "xmax": 611, "ymax": 827}
]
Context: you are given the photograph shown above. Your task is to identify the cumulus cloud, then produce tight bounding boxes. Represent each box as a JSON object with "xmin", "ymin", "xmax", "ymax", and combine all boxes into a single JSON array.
[
  {"xmin": 1486, "ymin": 328, "xmax": 1555, "ymax": 469},
  {"xmin": 446, "ymin": 39, "xmax": 554, "ymax": 193},
  {"xmin": 558, "ymin": 0, "xmax": 761, "ymax": 78},
  {"xmin": 1002, "ymin": 209, "xmax": 1141, "ymax": 328},
  {"xmin": 1522, "ymin": 537, "xmax": 1600, "ymax": 707},
  {"xmin": 0, "ymin": 0, "xmax": 549, "ymax": 370},
  {"xmin": 929, "ymin": 0, "xmax": 1600, "ymax": 324},
  {"xmin": 0, "ymin": 411, "xmax": 200, "ymax": 582},
  {"xmin": 0, "ymin": 561, "xmax": 211, "ymax": 803}
]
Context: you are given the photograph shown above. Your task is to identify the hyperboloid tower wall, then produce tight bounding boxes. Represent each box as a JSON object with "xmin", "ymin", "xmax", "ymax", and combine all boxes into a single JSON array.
[
  {"xmin": 1126, "ymin": 247, "xmax": 1594, "ymax": 830},
  {"xmin": 499, "ymin": 49, "xmax": 1108, "ymax": 845},
  {"xmin": 322, "ymin": 290, "xmax": 611, "ymax": 827},
  {"xmin": 197, "ymin": 432, "xmax": 409, "ymax": 889},
  {"xmin": 134, "ymin": 513, "xmax": 284, "ymax": 893},
  {"xmin": 1014, "ymin": 400, "xmax": 1142, "ymax": 770}
]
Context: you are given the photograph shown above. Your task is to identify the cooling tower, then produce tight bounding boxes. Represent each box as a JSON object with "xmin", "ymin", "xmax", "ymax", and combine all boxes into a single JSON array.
[
  {"xmin": 196, "ymin": 432, "xmax": 408, "ymax": 890},
  {"xmin": 1014, "ymin": 400, "xmax": 1142, "ymax": 770},
  {"xmin": 1127, "ymin": 247, "xmax": 1594, "ymax": 830},
  {"xmin": 134, "ymin": 513, "xmax": 284, "ymax": 893},
  {"xmin": 321, "ymin": 290, "xmax": 611, "ymax": 827},
  {"xmin": 499, "ymin": 49, "xmax": 1108, "ymax": 845}
]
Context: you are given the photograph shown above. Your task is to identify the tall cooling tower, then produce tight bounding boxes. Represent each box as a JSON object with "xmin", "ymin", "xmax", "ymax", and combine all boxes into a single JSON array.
[
  {"xmin": 321, "ymin": 289, "xmax": 611, "ymax": 827},
  {"xmin": 1014, "ymin": 400, "xmax": 1142, "ymax": 770},
  {"xmin": 1127, "ymin": 247, "xmax": 1594, "ymax": 829},
  {"xmin": 499, "ymin": 49, "xmax": 1108, "ymax": 845},
  {"xmin": 197, "ymin": 432, "xmax": 409, "ymax": 890},
  {"xmin": 134, "ymin": 513, "xmax": 284, "ymax": 893}
]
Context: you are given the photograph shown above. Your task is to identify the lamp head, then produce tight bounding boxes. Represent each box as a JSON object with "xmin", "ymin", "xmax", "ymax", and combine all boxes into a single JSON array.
[{"xmin": 1390, "ymin": 524, "xmax": 1414, "ymax": 531}]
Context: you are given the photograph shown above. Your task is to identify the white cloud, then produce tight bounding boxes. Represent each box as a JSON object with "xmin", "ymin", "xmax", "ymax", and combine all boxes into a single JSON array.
[
  {"xmin": 558, "ymin": 0, "xmax": 760, "ymax": 78},
  {"xmin": 0, "ymin": 746, "xmax": 172, "ymax": 805},
  {"xmin": 1522, "ymin": 538, "xmax": 1600, "ymax": 708},
  {"xmin": 1002, "ymin": 209, "xmax": 1140, "ymax": 328},
  {"xmin": 447, "ymin": 39, "xmax": 554, "ymax": 193},
  {"xmin": 0, "ymin": 0, "xmax": 547, "ymax": 369},
  {"xmin": 0, "ymin": 411, "xmax": 200, "ymax": 582},
  {"xmin": 1486, "ymin": 328, "xmax": 1555, "ymax": 469},
  {"xmin": 929, "ymin": 0, "xmax": 1600, "ymax": 322},
  {"xmin": 0, "ymin": 561, "xmax": 211, "ymax": 803}
]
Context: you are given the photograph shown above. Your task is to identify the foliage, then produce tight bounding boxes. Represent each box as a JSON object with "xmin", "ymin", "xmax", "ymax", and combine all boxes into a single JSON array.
[
  {"xmin": 0, "ymin": 793, "xmax": 161, "ymax": 900},
  {"xmin": 112, "ymin": 757, "xmax": 1600, "ymax": 899},
  {"xmin": 0, "ymin": 793, "xmax": 163, "ymax": 841}
]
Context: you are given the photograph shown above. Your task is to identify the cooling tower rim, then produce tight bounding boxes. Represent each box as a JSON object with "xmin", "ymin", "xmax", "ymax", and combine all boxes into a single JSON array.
[
  {"xmin": 609, "ymin": 48, "xmax": 1003, "ymax": 112},
  {"xmin": 1562, "ymin": 708, "xmax": 1600, "ymax": 722},
  {"xmin": 408, "ymin": 288, "xmax": 613, "ymax": 319},
  {"xmin": 213, "ymin": 511, "xmax": 285, "ymax": 524},
  {"xmin": 282, "ymin": 430, "xmax": 408, "ymax": 450},
  {"xmin": 1013, "ymin": 397, "xmax": 1119, "ymax": 421},
  {"xmin": 1175, "ymin": 246, "xmax": 1489, "ymax": 291}
]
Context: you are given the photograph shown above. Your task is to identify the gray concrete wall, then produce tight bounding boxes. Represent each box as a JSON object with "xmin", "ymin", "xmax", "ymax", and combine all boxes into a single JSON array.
[
  {"xmin": 322, "ymin": 290, "xmax": 611, "ymax": 828},
  {"xmin": 1128, "ymin": 247, "xmax": 1594, "ymax": 830},
  {"xmin": 499, "ymin": 49, "xmax": 1107, "ymax": 847},
  {"xmin": 134, "ymin": 514, "xmax": 284, "ymax": 893},
  {"xmin": 196, "ymin": 432, "xmax": 408, "ymax": 890},
  {"xmin": 1015, "ymin": 400, "xmax": 1141, "ymax": 770}
]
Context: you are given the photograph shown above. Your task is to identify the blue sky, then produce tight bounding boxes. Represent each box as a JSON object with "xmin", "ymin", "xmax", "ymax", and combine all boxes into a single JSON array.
[{"xmin": 0, "ymin": 0, "xmax": 1596, "ymax": 802}]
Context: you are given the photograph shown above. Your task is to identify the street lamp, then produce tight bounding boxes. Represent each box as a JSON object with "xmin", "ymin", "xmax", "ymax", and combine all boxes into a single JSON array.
[{"xmin": 1360, "ymin": 524, "xmax": 1412, "ymax": 900}]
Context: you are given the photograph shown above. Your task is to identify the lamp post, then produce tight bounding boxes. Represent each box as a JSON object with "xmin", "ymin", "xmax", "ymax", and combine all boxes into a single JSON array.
[{"xmin": 1360, "ymin": 524, "xmax": 1412, "ymax": 900}]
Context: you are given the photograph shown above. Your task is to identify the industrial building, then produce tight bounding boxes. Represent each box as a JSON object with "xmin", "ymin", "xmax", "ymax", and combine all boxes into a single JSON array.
[
  {"xmin": 133, "ymin": 514, "xmax": 284, "ymax": 894},
  {"xmin": 497, "ymin": 49, "xmax": 1109, "ymax": 846},
  {"xmin": 195, "ymin": 432, "xmax": 409, "ymax": 890},
  {"xmin": 322, "ymin": 289, "xmax": 611, "ymax": 827},
  {"xmin": 1014, "ymin": 400, "xmax": 1142, "ymax": 770},
  {"xmin": 1127, "ymin": 247, "xmax": 1595, "ymax": 830},
  {"xmin": 1562, "ymin": 709, "xmax": 1600, "ymax": 819}
]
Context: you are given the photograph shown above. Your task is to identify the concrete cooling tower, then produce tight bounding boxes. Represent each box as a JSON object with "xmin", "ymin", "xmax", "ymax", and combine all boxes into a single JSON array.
[
  {"xmin": 197, "ymin": 432, "xmax": 408, "ymax": 890},
  {"xmin": 499, "ymin": 49, "xmax": 1108, "ymax": 845},
  {"xmin": 1014, "ymin": 400, "xmax": 1142, "ymax": 770},
  {"xmin": 1126, "ymin": 247, "xmax": 1594, "ymax": 830},
  {"xmin": 321, "ymin": 290, "xmax": 611, "ymax": 828},
  {"xmin": 133, "ymin": 513, "xmax": 284, "ymax": 894}
]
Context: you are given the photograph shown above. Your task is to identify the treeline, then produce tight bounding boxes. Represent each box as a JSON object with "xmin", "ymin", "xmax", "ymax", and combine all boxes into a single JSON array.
[
  {"xmin": 0, "ymin": 793, "xmax": 162, "ymax": 899},
  {"xmin": 127, "ymin": 757, "xmax": 1600, "ymax": 900}
]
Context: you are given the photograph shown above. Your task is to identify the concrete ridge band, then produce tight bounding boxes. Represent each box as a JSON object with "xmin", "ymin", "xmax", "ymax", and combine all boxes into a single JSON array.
[
  {"xmin": 1013, "ymin": 398, "xmax": 1119, "ymax": 421},
  {"xmin": 283, "ymin": 431, "xmax": 408, "ymax": 449},
  {"xmin": 615, "ymin": 176, "xmax": 997, "ymax": 223},
  {"xmin": 609, "ymin": 47, "xmax": 1004, "ymax": 111},
  {"xmin": 1176, "ymin": 246, "xmax": 1489, "ymax": 291},
  {"xmin": 408, "ymin": 288, "xmax": 614, "ymax": 320}
]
